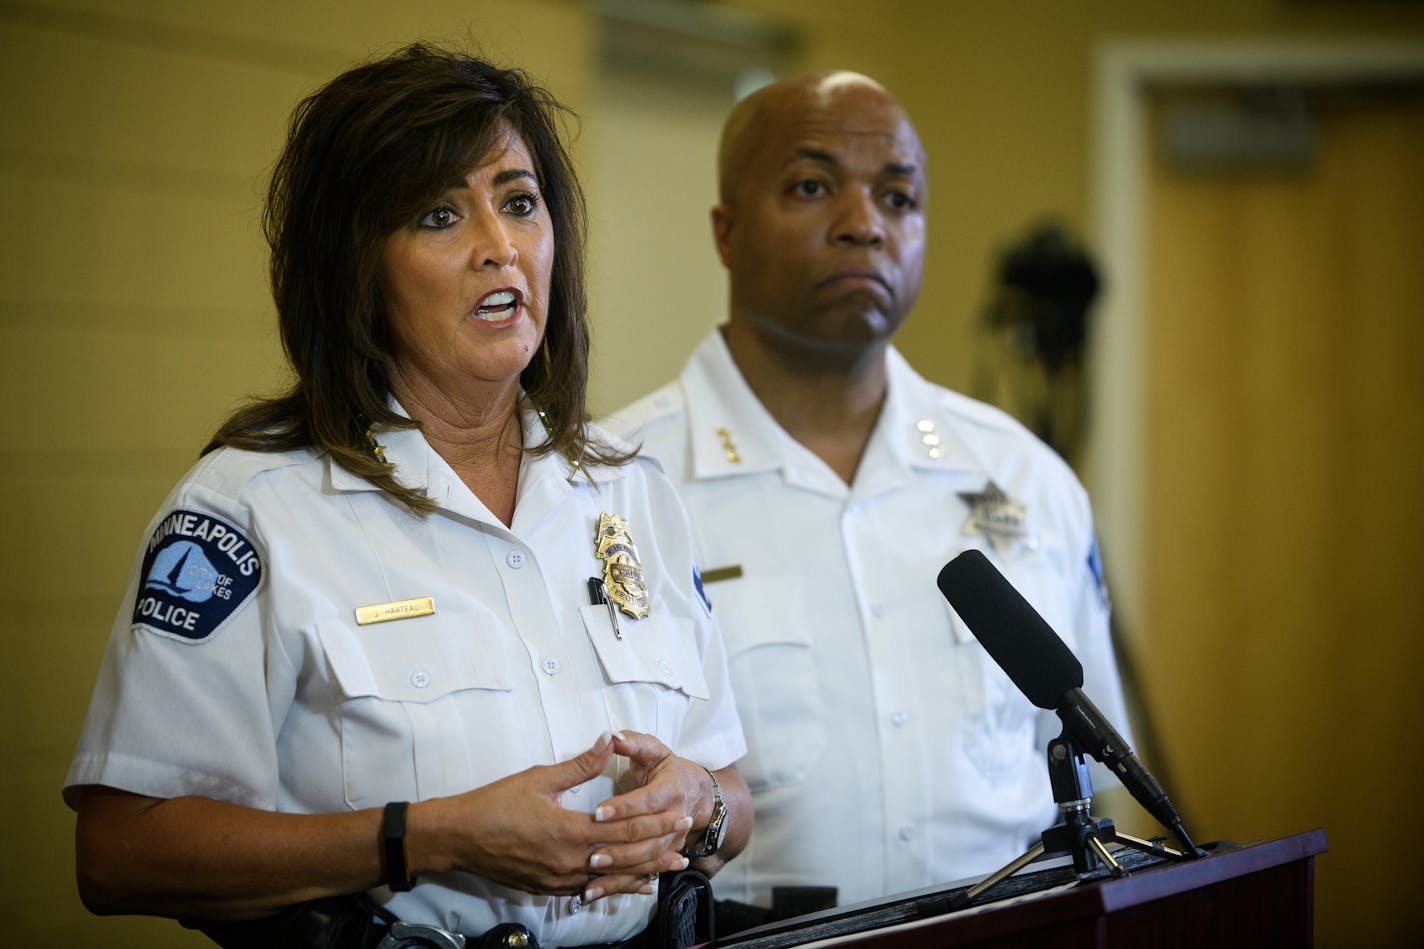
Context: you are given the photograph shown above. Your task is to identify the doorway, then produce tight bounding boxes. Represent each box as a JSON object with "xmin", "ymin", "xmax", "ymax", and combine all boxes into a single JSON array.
[{"xmin": 1092, "ymin": 43, "xmax": 1424, "ymax": 948}]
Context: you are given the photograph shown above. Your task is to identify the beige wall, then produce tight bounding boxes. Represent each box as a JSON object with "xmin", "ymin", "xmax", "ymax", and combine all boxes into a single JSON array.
[{"xmin": 5, "ymin": 1, "xmax": 1422, "ymax": 946}]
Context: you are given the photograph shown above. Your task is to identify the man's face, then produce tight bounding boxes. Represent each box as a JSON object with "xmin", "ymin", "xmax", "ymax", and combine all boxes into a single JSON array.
[{"xmin": 714, "ymin": 81, "xmax": 927, "ymax": 365}]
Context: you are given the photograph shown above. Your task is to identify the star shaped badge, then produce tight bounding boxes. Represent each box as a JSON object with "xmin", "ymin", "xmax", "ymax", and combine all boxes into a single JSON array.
[{"xmin": 958, "ymin": 480, "xmax": 1032, "ymax": 553}]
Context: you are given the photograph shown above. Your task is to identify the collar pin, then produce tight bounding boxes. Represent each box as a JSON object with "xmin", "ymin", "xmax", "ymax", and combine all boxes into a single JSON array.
[{"xmin": 716, "ymin": 427, "xmax": 741, "ymax": 464}]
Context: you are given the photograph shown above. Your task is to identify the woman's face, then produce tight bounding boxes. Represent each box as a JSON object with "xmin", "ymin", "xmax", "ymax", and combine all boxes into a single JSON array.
[{"xmin": 379, "ymin": 125, "xmax": 555, "ymax": 405}]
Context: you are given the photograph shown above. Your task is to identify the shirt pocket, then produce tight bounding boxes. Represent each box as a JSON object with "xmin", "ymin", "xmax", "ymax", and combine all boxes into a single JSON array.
[
  {"xmin": 944, "ymin": 565, "xmax": 1065, "ymax": 785},
  {"xmin": 714, "ymin": 572, "xmax": 828, "ymax": 792},
  {"xmin": 318, "ymin": 611, "xmax": 522, "ymax": 809},
  {"xmin": 581, "ymin": 605, "xmax": 708, "ymax": 747}
]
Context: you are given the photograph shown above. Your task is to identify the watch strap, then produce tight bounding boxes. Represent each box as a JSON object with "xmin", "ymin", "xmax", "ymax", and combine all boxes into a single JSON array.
[
  {"xmin": 681, "ymin": 767, "xmax": 728, "ymax": 858},
  {"xmin": 383, "ymin": 801, "xmax": 415, "ymax": 891}
]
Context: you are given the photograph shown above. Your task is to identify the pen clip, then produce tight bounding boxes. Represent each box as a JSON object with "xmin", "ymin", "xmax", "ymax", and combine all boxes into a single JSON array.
[{"xmin": 588, "ymin": 577, "xmax": 622, "ymax": 640}]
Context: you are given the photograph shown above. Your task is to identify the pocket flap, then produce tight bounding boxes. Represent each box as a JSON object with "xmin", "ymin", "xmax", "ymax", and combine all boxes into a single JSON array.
[
  {"xmin": 944, "ymin": 598, "xmax": 980, "ymax": 646},
  {"xmin": 581, "ymin": 607, "xmax": 709, "ymax": 700},
  {"xmin": 712, "ymin": 573, "xmax": 811, "ymax": 657},
  {"xmin": 318, "ymin": 612, "xmax": 515, "ymax": 703}
]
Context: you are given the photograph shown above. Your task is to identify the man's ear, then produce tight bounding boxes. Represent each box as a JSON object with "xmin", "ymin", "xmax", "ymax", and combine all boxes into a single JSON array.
[{"xmin": 711, "ymin": 204, "xmax": 735, "ymax": 269}]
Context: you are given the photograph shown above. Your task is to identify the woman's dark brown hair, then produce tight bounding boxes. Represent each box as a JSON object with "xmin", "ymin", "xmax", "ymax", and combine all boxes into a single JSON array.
[{"xmin": 206, "ymin": 43, "xmax": 624, "ymax": 510}]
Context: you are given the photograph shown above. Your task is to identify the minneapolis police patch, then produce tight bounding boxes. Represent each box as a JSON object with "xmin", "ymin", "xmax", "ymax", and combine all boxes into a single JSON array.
[{"xmin": 133, "ymin": 509, "xmax": 262, "ymax": 641}]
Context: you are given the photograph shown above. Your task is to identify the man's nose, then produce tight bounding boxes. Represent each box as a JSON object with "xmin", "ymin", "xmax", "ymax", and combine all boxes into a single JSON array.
[{"xmin": 832, "ymin": 191, "xmax": 885, "ymax": 246}]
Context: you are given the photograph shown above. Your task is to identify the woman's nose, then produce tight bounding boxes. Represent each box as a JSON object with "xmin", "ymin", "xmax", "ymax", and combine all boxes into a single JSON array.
[{"xmin": 468, "ymin": 207, "xmax": 518, "ymax": 268}]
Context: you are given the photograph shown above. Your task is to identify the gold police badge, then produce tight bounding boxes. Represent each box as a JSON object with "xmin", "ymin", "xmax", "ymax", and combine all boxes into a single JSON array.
[{"xmin": 594, "ymin": 512, "xmax": 650, "ymax": 620}]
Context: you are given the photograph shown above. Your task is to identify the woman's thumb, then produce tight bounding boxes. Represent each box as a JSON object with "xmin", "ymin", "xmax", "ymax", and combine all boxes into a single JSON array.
[{"xmin": 545, "ymin": 732, "xmax": 615, "ymax": 793}]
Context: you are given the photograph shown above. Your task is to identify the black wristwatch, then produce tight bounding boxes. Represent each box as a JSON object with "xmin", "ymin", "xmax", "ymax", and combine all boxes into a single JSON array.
[{"xmin": 680, "ymin": 767, "xmax": 728, "ymax": 858}]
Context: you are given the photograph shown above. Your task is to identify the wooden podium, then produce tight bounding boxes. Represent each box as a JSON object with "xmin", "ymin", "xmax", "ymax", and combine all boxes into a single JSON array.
[{"xmin": 712, "ymin": 829, "xmax": 1327, "ymax": 948}]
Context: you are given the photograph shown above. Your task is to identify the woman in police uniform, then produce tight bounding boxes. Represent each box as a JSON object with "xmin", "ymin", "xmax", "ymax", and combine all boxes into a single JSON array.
[{"xmin": 64, "ymin": 44, "xmax": 748, "ymax": 948}]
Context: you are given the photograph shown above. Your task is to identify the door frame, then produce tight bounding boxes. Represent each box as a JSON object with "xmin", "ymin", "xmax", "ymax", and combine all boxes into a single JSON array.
[{"xmin": 1087, "ymin": 39, "xmax": 1424, "ymax": 629}]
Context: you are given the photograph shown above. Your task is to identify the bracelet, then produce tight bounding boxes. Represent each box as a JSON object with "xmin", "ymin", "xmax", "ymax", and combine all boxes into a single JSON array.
[{"xmin": 382, "ymin": 801, "xmax": 415, "ymax": 892}]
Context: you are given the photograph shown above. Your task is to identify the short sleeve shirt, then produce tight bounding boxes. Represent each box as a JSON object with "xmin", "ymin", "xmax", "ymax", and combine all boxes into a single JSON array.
[
  {"xmin": 64, "ymin": 407, "xmax": 745, "ymax": 946},
  {"xmin": 606, "ymin": 330, "xmax": 1126, "ymax": 906}
]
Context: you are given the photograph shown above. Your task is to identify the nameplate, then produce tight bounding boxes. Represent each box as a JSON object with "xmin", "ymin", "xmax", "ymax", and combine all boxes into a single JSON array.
[
  {"xmin": 699, "ymin": 565, "xmax": 744, "ymax": 584},
  {"xmin": 354, "ymin": 596, "xmax": 435, "ymax": 625}
]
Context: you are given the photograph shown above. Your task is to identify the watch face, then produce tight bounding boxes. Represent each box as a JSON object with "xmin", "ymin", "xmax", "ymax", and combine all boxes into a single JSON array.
[
  {"xmin": 711, "ymin": 813, "xmax": 728, "ymax": 850},
  {"xmin": 707, "ymin": 799, "xmax": 728, "ymax": 853}
]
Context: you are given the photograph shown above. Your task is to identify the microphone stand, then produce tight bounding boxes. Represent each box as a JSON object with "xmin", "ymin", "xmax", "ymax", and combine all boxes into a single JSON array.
[{"xmin": 950, "ymin": 730, "xmax": 1195, "ymax": 909}]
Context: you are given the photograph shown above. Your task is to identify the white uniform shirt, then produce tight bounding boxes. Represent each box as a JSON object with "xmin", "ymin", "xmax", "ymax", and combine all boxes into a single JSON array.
[
  {"xmin": 606, "ymin": 330, "xmax": 1128, "ymax": 907},
  {"xmin": 64, "ymin": 407, "xmax": 746, "ymax": 947}
]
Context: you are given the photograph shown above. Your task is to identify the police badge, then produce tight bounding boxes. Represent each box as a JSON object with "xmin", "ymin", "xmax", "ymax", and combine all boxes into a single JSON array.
[
  {"xmin": 594, "ymin": 512, "xmax": 650, "ymax": 620},
  {"xmin": 958, "ymin": 480, "xmax": 1032, "ymax": 553}
]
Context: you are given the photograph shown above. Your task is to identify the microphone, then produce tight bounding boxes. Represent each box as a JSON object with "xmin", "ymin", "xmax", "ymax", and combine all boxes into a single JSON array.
[{"xmin": 937, "ymin": 548, "xmax": 1196, "ymax": 850}]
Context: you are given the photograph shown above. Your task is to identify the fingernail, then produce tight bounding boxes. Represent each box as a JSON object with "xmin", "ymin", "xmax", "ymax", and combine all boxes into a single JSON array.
[
  {"xmin": 594, "ymin": 806, "xmax": 613, "ymax": 822},
  {"xmin": 584, "ymin": 886, "xmax": 604, "ymax": 902},
  {"xmin": 613, "ymin": 730, "xmax": 628, "ymax": 742},
  {"xmin": 676, "ymin": 815, "xmax": 693, "ymax": 832},
  {"xmin": 589, "ymin": 852, "xmax": 610, "ymax": 869},
  {"xmin": 638, "ymin": 883, "xmax": 655, "ymax": 895},
  {"xmin": 677, "ymin": 855, "xmax": 690, "ymax": 870}
]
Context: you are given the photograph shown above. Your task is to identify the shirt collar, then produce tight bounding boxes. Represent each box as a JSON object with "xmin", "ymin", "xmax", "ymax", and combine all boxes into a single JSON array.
[
  {"xmin": 328, "ymin": 398, "xmax": 427, "ymax": 495},
  {"xmin": 679, "ymin": 328, "xmax": 988, "ymax": 487},
  {"xmin": 681, "ymin": 329, "xmax": 789, "ymax": 480},
  {"xmin": 327, "ymin": 397, "xmax": 627, "ymax": 511},
  {"xmin": 878, "ymin": 346, "xmax": 985, "ymax": 478}
]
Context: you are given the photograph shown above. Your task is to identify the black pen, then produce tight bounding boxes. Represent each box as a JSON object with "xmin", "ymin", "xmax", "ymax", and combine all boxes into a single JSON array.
[{"xmin": 588, "ymin": 576, "xmax": 622, "ymax": 640}]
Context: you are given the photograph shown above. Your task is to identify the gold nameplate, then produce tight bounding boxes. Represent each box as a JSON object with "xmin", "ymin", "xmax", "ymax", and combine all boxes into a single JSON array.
[
  {"xmin": 700, "ymin": 565, "xmax": 744, "ymax": 584},
  {"xmin": 354, "ymin": 596, "xmax": 435, "ymax": 626}
]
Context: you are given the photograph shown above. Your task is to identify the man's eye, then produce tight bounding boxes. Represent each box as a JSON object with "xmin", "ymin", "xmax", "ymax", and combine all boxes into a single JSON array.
[
  {"xmin": 794, "ymin": 180, "xmax": 825, "ymax": 197},
  {"xmin": 885, "ymin": 191, "xmax": 917, "ymax": 211},
  {"xmin": 419, "ymin": 206, "xmax": 458, "ymax": 229}
]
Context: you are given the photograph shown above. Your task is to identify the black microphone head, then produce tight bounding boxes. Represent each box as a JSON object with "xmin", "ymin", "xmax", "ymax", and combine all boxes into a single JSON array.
[{"xmin": 936, "ymin": 548, "xmax": 1083, "ymax": 708}]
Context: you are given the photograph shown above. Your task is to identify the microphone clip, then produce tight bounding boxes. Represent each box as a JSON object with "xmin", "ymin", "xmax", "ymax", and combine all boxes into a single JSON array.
[{"xmin": 950, "ymin": 730, "xmax": 1199, "ymax": 910}]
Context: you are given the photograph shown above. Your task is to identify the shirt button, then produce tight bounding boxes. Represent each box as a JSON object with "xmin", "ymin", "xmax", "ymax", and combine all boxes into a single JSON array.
[
  {"xmin": 506, "ymin": 549, "xmax": 526, "ymax": 568},
  {"xmin": 409, "ymin": 670, "xmax": 430, "ymax": 688},
  {"xmin": 541, "ymin": 658, "xmax": 560, "ymax": 676},
  {"xmin": 899, "ymin": 825, "xmax": 917, "ymax": 842},
  {"xmin": 657, "ymin": 658, "xmax": 674, "ymax": 677},
  {"xmin": 891, "ymin": 711, "xmax": 910, "ymax": 727},
  {"xmin": 869, "ymin": 603, "xmax": 885, "ymax": 619}
]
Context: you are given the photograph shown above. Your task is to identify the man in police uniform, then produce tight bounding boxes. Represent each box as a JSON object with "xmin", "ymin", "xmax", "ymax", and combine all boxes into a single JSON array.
[{"xmin": 607, "ymin": 72, "xmax": 1130, "ymax": 912}]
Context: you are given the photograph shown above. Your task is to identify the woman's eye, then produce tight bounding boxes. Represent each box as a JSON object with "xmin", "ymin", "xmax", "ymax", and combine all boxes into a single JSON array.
[
  {"xmin": 794, "ymin": 180, "xmax": 825, "ymax": 197},
  {"xmin": 419, "ymin": 206, "xmax": 458, "ymax": 229},
  {"xmin": 505, "ymin": 193, "xmax": 539, "ymax": 216}
]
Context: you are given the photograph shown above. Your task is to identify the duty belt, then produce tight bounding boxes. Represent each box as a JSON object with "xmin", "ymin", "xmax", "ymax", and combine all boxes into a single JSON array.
[{"xmin": 187, "ymin": 868, "xmax": 714, "ymax": 949}]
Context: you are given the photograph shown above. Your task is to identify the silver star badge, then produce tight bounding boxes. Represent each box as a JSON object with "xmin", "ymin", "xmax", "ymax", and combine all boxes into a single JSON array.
[{"xmin": 958, "ymin": 480, "xmax": 1031, "ymax": 553}]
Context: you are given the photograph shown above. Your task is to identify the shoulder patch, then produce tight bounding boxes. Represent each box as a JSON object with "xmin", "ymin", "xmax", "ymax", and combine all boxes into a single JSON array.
[
  {"xmin": 1086, "ymin": 536, "xmax": 1111, "ymax": 612},
  {"xmin": 133, "ymin": 509, "xmax": 262, "ymax": 641},
  {"xmin": 692, "ymin": 563, "xmax": 713, "ymax": 615}
]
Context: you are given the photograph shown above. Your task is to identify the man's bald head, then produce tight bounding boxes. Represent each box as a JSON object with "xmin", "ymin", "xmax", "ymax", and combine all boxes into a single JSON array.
[
  {"xmin": 716, "ymin": 71, "xmax": 922, "ymax": 205},
  {"xmin": 708, "ymin": 70, "xmax": 928, "ymax": 373}
]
